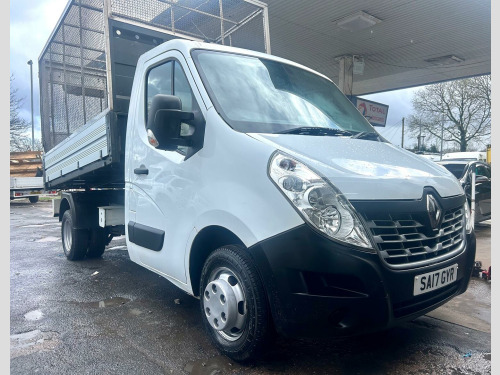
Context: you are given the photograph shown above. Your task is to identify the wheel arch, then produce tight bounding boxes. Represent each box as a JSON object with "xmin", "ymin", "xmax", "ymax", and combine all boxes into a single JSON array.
[
  {"xmin": 189, "ymin": 225, "xmax": 245, "ymax": 297},
  {"xmin": 59, "ymin": 197, "xmax": 71, "ymax": 223}
]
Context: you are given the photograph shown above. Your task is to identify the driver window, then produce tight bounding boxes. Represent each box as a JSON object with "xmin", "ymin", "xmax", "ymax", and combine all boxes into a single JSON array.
[
  {"xmin": 146, "ymin": 61, "xmax": 173, "ymax": 123},
  {"xmin": 145, "ymin": 60, "xmax": 200, "ymax": 155}
]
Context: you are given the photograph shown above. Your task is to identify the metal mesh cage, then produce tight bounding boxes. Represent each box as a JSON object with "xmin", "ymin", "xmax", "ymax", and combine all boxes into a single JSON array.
[
  {"xmin": 40, "ymin": 0, "xmax": 269, "ymax": 152},
  {"xmin": 110, "ymin": 0, "xmax": 268, "ymax": 52},
  {"xmin": 40, "ymin": 0, "xmax": 107, "ymax": 152}
]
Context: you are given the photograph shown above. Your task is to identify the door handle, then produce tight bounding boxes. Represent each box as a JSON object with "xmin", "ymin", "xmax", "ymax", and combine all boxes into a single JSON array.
[{"xmin": 134, "ymin": 166, "xmax": 149, "ymax": 175}]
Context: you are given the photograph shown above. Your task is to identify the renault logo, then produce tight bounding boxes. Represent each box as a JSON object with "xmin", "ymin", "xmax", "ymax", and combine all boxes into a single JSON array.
[{"xmin": 426, "ymin": 194, "xmax": 442, "ymax": 230}]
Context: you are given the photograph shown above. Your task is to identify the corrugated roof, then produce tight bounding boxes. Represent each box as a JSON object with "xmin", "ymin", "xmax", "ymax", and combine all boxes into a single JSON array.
[{"xmin": 265, "ymin": 0, "xmax": 490, "ymax": 94}]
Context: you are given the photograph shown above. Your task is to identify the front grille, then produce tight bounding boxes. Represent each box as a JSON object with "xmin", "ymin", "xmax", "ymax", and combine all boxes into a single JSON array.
[{"xmin": 364, "ymin": 206, "xmax": 464, "ymax": 268}]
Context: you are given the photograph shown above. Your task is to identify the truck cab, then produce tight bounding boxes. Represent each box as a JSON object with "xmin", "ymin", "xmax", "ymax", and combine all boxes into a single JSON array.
[{"xmin": 113, "ymin": 40, "xmax": 475, "ymax": 360}]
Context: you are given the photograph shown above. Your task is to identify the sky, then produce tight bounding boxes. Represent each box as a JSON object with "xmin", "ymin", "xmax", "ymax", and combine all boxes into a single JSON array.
[
  {"xmin": 361, "ymin": 88, "xmax": 418, "ymax": 147},
  {"xmin": 10, "ymin": 0, "xmax": 68, "ymax": 141},
  {"xmin": 10, "ymin": 0, "xmax": 419, "ymax": 147}
]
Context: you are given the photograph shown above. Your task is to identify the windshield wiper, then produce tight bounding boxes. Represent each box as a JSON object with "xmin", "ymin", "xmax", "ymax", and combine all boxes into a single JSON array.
[
  {"xmin": 276, "ymin": 127, "xmax": 354, "ymax": 137},
  {"xmin": 351, "ymin": 131, "xmax": 383, "ymax": 141}
]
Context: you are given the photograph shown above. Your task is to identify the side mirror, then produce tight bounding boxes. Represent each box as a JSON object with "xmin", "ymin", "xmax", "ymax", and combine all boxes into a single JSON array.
[
  {"xmin": 146, "ymin": 95, "xmax": 194, "ymax": 151},
  {"xmin": 475, "ymin": 175, "xmax": 489, "ymax": 184}
]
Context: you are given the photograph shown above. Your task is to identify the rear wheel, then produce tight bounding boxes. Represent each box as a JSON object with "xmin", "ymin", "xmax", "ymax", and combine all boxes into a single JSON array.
[
  {"xmin": 200, "ymin": 245, "xmax": 273, "ymax": 362},
  {"xmin": 61, "ymin": 210, "xmax": 89, "ymax": 261},
  {"xmin": 29, "ymin": 196, "xmax": 39, "ymax": 204}
]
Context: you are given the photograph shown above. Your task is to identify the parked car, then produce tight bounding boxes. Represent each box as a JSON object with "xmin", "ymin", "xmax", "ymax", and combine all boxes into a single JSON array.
[{"xmin": 437, "ymin": 161, "xmax": 491, "ymax": 223}]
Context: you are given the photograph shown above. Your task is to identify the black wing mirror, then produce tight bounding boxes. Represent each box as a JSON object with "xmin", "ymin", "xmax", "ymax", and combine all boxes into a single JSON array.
[
  {"xmin": 146, "ymin": 95, "xmax": 194, "ymax": 151},
  {"xmin": 475, "ymin": 175, "xmax": 489, "ymax": 184}
]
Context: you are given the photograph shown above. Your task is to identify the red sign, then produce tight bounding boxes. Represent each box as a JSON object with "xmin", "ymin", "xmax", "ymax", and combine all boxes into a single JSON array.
[{"xmin": 355, "ymin": 98, "xmax": 389, "ymax": 127}]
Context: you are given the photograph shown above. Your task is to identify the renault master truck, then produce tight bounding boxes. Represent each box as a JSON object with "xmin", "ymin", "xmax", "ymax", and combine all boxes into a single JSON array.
[{"xmin": 40, "ymin": 0, "xmax": 475, "ymax": 361}]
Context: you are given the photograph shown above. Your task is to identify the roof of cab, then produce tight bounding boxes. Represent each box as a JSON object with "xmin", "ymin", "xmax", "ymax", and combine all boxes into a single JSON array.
[{"xmin": 137, "ymin": 39, "xmax": 332, "ymax": 82}]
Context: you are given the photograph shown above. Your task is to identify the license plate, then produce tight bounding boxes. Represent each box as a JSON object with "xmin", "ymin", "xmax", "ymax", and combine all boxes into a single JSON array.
[{"xmin": 413, "ymin": 264, "xmax": 458, "ymax": 296}]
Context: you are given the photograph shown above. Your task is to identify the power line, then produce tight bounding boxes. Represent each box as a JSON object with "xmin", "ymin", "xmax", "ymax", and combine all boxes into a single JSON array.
[{"xmin": 378, "ymin": 122, "xmax": 402, "ymax": 144}]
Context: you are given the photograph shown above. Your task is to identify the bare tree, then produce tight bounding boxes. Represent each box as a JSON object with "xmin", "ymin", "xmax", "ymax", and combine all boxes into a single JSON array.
[
  {"xmin": 409, "ymin": 75, "xmax": 490, "ymax": 151},
  {"xmin": 10, "ymin": 74, "xmax": 30, "ymax": 150},
  {"xmin": 11, "ymin": 136, "xmax": 43, "ymax": 152}
]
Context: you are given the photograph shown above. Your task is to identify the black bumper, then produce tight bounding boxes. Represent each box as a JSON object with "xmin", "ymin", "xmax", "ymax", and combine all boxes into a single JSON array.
[{"xmin": 247, "ymin": 225, "xmax": 476, "ymax": 339}]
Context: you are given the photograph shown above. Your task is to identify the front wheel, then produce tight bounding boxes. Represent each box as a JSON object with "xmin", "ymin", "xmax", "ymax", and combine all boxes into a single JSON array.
[{"xmin": 200, "ymin": 245, "xmax": 273, "ymax": 362}]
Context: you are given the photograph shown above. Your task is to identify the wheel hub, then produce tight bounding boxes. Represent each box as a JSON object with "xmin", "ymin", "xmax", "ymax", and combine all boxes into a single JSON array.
[
  {"xmin": 203, "ymin": 269, "xmax": 246, "ymax": 340},
  {"xmin": 204, "ymin": 279, "xmax": 237, "ymax": 331},
  {"xmin": 63, "ymin": 220, "xmax": 72, "ymax": 253}
]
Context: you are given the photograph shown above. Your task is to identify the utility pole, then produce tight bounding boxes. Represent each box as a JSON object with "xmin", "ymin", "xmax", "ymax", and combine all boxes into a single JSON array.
[
  {"xmin": 440, "ymin": 114, "xmax": 445, "ymax": 160},
  {"xmin": 27, "ymin": 60, "xmax": 34, "ymax": 150},
  {"xmin": 401, "ymin": 117, "xmax": 405, "ymax": 148},
  {"xmin": 417, "ymin": 122, "xmax": 422, "ymax": 151}
]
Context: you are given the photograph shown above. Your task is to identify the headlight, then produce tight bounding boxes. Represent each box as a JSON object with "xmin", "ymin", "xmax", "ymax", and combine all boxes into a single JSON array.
[
  {"xmin": 268, "ymin": 152, "xmax": 373, "ymax": 249},
  {"xmin": 463, "ymin": 201, "xmax": 473, "ymax": 233}
]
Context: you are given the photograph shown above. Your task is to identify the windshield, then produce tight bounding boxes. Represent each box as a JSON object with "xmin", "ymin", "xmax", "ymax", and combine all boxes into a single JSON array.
[
  {"xmin": 192, "ymin": 50, "xmax": 377, "ymax": 135},
  {"xmin": 442, "ymin": 164, "xmax": 467, "ymax": 179}
]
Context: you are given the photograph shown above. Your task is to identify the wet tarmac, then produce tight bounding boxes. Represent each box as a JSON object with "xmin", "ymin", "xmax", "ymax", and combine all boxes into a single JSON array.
[{"xmin": 10, "ymin": 200, "xmax": 491, "ymax": 374}]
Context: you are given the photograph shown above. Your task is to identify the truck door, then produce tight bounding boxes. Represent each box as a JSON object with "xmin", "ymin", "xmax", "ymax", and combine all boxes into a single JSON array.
[
  {"xmin": 473, "ymin": 164, "xmax": 491, "ymax": 218},
  {"xmin": 126, "ymin": 52, "xmax": 205, "ymax": 283}
]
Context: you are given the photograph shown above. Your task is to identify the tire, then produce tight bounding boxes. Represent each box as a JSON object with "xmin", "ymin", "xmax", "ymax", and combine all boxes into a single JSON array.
[
  {"xmin": 86, "ymin": 227, "xmax": 107, "ymax": 258},
  {"xmin": 29, "ymin": 196, "xmax": 39, "ymax": 204},
  {"xmin": 61, "ymin": 210, "xmax": 89, "ymax": 261},
  {"xmin": 200, "ymin": 245, "xmax": 273, "ymax": 362}
]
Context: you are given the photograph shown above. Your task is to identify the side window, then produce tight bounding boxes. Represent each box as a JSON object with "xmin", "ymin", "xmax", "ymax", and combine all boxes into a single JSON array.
[
  {"xmin": 145, "ymin": 60, "xmax": 200, "ymax": 155},
  {"xmin": 475, "ymin": 165, "xmax": 490, "ymax": 178},
  {"xmin": 146, "ymin": 61, "xmax": 173, "ymax": 122}
]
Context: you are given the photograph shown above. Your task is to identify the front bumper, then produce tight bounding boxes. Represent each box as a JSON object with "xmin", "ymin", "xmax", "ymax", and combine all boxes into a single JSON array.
[{"xmin": 248, "ymin": 224, "xmax": 476, "ymax": 339}]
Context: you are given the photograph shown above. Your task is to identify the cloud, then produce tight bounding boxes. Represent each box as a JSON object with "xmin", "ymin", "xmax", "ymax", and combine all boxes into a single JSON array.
[{"xmin": 10, "ymin": 0, "xmax": 68, "ymax": 139}]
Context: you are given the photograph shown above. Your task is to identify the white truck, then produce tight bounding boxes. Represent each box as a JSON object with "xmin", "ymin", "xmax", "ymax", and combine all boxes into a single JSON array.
[
  {"xmin": 41, "ymin": 0, "xmax": 476, "ymax": 361},
  {"xmin": 10, "ymin": 177, "xmax": 44, "ymax": 203},
  {"xmin": 442, "ymin": 151, "xmax": 487, "ymax": 162},
  {"xmin": 10, "ymin": 151, "xmax": 57, "ymax": 203}
]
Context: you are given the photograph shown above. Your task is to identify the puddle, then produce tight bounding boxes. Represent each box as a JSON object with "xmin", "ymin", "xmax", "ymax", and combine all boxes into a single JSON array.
[
  {"xmin": 89, "ymin": 297, "xmax": 131, "ymax": 308},
  {"xmin": 36, "ymin": 236, "xmax": 60, "ymax": 242},
  {"xmin": 20, "ymin": 223, "xmax": 59, "ymax": 228},
  {"xmin": 184, "ymin": 356, "xmax": 243, "ymax": 375},
  {"xmin": 24, "ymin": 310, "xmax": 44, "ymax": 321},
  {"xmin": 10, "ymin": 330, "xmax": 60, "ymax": 359},
  {"xmin": 107, "ymin": 245, "xmax": 127, "ymax": 251}
]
